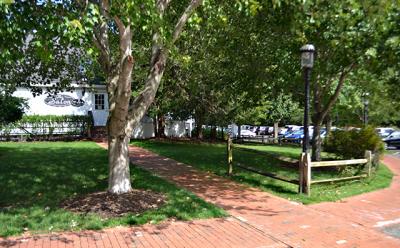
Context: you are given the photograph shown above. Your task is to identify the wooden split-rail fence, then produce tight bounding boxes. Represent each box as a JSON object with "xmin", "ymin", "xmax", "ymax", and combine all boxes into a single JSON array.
[
  {"xmin": 226, "ymin": 136, "xmax": 373, "ymax": 196},
  {"xmin": 298, "ymin": 151, "xmax": 372, "ymax": 195}
]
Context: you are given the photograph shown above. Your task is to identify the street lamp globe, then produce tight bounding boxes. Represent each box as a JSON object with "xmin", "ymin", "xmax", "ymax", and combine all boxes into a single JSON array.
[{"xmin": 300, "ymin": 44, "xmax": 315, "ymax": 68}]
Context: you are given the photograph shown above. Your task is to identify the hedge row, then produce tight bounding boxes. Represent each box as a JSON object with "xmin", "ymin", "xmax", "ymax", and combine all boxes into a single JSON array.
[{"xmin": 0, "ymin": 115, "xmax": 93, "ymax": 139}]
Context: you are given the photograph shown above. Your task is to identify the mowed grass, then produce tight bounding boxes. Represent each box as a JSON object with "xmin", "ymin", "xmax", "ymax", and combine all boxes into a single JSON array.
[
  {"xmin": 0, "ymin": 142, "xmax": 226, "ymax": 237},
  {"xmin": 133, "ymin": 140, "xmax": 393, "ymax": 204}
]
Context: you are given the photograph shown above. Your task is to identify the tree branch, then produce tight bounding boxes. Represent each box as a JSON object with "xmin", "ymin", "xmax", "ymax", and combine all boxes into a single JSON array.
[
  {"xmin": 124, "ymin": 0, "xmax": 203, "ymax": 134},
  {"xmin": 92, "ymin": 0, "xmax": 111, "ymax": 73},
  {"xmin": 320, "ymin": 62, "xmax": 356, "ymax": 121},
  {"xmin": 172, "ymin": 0, "xmax": 203, "ymax": 43}
]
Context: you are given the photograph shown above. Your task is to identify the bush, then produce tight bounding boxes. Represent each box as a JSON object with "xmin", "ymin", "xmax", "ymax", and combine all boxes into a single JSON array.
[
  {"xmin": 0, "ymin": 115, "xmax": 92, "ymax": 140},
  {"xmin": 0, "ymin": 94, "xmax": 26, "ymax": 125},
  {"xmin": 324, "ymin": 126, "xmax": 384, "ymax": 162},
  {"xmin": 191, "ymin": 127, "xmax": 227, "ymax": 140}
]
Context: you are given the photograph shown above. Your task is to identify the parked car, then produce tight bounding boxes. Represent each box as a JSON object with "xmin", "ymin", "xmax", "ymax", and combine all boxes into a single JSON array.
[
  {"xmin": 250, "ymin": 126, "xmax": 258, "ymax": 133},
  {"xmin": 376, "ymin": 127, "xmax": 395, "ymax": 138},
  {"xmin": 382, "ymin": 131, "xmax": 400, "ymax": 149},
  {"xmin": 278, "ymin": 128, "xmax": 288, "ymax": 136},
  {"xmin": 285, "ymin": 130, "xmax": 304, "ymax": 139},
  {"xmin": 280, "ymin": 125, "xmax": 301, "ymax": 137},
  {"xmin": 240, "ymin": 130, "xmax": 257, "ymax": 137},
  {"xmin": 256, "ymin": 126, "xmax": 268, "ymax": 135}
]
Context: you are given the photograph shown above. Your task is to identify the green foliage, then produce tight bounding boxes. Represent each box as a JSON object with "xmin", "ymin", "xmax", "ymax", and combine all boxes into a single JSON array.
[
  {"xmin": 0, "ymin": 142, "xmax": 226, "ymax": 237},
  {"xmin": 190, "ymin": 127, "xmax": 227, "ymax": 140},
  {"xmin": 325, "ymin": 126, "xmax": 385, "ymax": 161},
  {"xmin": 134, "ymin": 140, "xmax": 393, "ymax": 204},
  {"xmin": 0, "ymin": 94, "xmax": 26, "ymax": 125},
  {"xmin": 266, "ymin": 93, "xmax": 302, "ymax": 124},
  {"xmin": 0, "ymin": 115, "xmax": 92, "ymax": 139}
]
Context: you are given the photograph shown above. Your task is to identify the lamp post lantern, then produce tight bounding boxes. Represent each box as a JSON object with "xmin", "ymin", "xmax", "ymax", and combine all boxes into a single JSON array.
[{"xmin": 300, "ymin": 44, "xmax": 315, "ymax": 153}]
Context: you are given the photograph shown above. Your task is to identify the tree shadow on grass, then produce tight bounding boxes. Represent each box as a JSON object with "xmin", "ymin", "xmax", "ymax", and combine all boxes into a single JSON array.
[
  {"xmin": 0, "ymin": 142, "xmax": 226, "ymax": 237},
  {"xmin": 0, "ymin": 142, "xmax": 109, "ymax": 209}
]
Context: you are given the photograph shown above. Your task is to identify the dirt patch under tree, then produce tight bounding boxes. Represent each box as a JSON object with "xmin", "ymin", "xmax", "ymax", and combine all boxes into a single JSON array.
[{"xmin": 61, "ymin": 190, "xmax": 166, "ymax": 218}]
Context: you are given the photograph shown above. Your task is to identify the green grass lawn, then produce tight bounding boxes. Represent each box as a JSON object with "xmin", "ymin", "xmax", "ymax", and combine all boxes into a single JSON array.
[
  {"xmin": 0, "ymin": 142, "xmax": 226, "ymax": 237},
  {"xmin": 133, "ymin": 140, "xmax": 393, "ymax": 205}
]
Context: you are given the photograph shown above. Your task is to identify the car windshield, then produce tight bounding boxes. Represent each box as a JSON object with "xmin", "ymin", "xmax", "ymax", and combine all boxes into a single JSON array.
[{"xmin": 388, "ymin": 132, "xmax": 400, "ymax": 138}]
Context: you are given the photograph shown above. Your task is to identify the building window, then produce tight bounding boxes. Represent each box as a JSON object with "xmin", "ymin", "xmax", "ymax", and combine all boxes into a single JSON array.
[{"xmin": 95, "ymin": 94, "xmax": 105, "ymax": 110}]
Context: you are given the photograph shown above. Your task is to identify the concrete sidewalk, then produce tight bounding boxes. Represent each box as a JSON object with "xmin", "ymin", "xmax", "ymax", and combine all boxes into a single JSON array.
[{"xmin": 1, "ymin": 144, "xmax": 399, "ymax": 247}]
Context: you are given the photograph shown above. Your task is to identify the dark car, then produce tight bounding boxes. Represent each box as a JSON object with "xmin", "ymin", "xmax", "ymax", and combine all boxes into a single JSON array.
[{"xmin": 383, "ymin": 131, "xmax": 400, "ymax": 149}]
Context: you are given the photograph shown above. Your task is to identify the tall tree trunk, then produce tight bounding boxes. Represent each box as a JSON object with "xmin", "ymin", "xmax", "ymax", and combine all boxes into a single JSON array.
[
  {"xmin": 273, "ymin": 121, "xmax": 279, "ymax": 143},
  {"xmin": 153, "ymin": 114, "xmax": 159, "ymax": 138},
  {"xmin": 326, "ymin": 114, "xmax": 332, "ymax": 136},
  {"xmin": 158, "ymin": 115, "xmax": 166, "ymax": 138},
  {"xmin": 311, "ymin": 63, "xmax": 355, "ymax": 161},
  {"xmin": 93, "ymin": 0, "xmax": 203, "ymax": 194},
  {"xmin": 195, "ymin": 120, "xmax": 204, "ymax": 139},
  {"xmin": 210, "ymin": 126, "xmax": 217, "ymax": 140},
  {"xmin": 237, "ymin": 125, "xmax": 241, "ymax": 138},
  {"xmin": 220, "ymin": 126, "xmax": 224, "ymax": 140},
  {"xmin": 107, "ymin": 134, "xmax": 131, "ymax": 193},
  {"xmin": 311, "ymin": 121, "xmax": 323, "ymax": 161},
  {"xmin": 196, "ymin": 125, "xmax": 203, "ymax": 139},
  {"xmin": 194, "ymin": 111, "xmax": 204, "ymax": 139}
]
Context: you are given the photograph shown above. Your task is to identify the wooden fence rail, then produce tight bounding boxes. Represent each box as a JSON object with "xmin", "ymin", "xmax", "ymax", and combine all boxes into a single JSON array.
[
  {"xmin": 227, "ymin": 137, "xmax": 299, "ymax": 185},
  {"xmin": 227, "ymin": 138, "xmax": 373, "ymax": 196},
  {"xmin": 299, "ymin": 151, "xmax": 372, "ymax": 195}
]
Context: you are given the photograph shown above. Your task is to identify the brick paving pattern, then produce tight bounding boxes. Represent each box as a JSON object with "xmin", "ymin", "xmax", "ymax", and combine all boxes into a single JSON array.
[{"xmin": 1, "ymin": 143, "xmax": 399, "ymax": 247}]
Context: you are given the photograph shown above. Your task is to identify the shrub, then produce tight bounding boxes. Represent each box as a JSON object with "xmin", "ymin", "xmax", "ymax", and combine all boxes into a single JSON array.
[
  {"xmin": 0, "ymin": 115, "xmax": 92, "ymax": 140},
  {"xmin": 191, "ymin": 127, "xmax": 227, "ymax": 140},
  {"xmin": 324, "ymin": 126, "xmax": 384, "ymax": 162}
]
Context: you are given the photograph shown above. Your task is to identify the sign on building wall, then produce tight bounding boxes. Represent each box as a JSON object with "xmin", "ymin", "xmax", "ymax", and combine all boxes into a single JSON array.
[{"xmin": 44, "ymin": 95, "xmax": 85, "ymax": 107}]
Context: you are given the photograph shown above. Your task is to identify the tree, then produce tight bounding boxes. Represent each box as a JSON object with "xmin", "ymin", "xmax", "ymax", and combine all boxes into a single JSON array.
[
  {"xmin": 266, "ymin": 93, "xmax": 301, "ymax": 140},
  {"xmin": 291, "ymin": 0, "xmax": 397, "ymax": 161},
  {"xmin": 0, "ymin": 94, "xmax": 26, "ymax": 125},
  {"xmin": 2, "ymin": 0, "xmax": 203, "ymax": 194}
]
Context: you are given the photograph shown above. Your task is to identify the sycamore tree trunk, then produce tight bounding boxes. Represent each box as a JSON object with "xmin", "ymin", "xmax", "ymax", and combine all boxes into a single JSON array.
[
  {"xmin": 153, "ymin": 114, "xmax": 159, "ymax": 137},
  {"xmin": 194, "ymin": 109, "xmax": 205, "ymax": 139},
  {"xmin": 93, "ymin": 0, "xmax": 202, "ymax": 194},
  {"xmin": 108, "ymin": 134, "xmax": 131, "ymax": 193},
  {"xmin": 157, "ymin": 114, "xmax": 166, "ymax": 138},
  {"xmin": 273, "ymin": 121, "xmax": 279, "ymax": 143},
  {"xmin": 195, "ymin": 119, "xmax": 204, "ymax": 139}
]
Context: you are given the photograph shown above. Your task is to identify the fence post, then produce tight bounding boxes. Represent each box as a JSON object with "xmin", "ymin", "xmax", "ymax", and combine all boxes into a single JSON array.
[
  {"xmin": 227, "ymin": 136, "xmax": 233, "ymax": 175},
  {"xmin": 304, "ymin": 153, "xmax": 311, "ymax": 196},
  {"xmin": 364, "ymin": 150, "xmax": 372, "ymax": 177},
  {"xmin": 298, "ymin": 153, "xmax": 304, "ymax": 193},
  {"xmin": 299, "ymin": 152, "xmax": 311, "ymax": 195}
]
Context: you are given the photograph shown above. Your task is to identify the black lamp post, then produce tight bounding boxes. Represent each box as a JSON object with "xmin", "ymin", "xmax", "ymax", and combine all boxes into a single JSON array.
[
  {"xmin": 362, "ymin": 92, "xmax": 369, "ymax": 126},
  {"xmin": 300, "ymin": 44, "xmax": 315, "ymax": 153}
]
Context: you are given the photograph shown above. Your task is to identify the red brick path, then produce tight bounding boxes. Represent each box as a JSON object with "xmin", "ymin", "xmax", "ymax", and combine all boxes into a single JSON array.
[
  {"xmin": 1, "ymin": 143, "xmax": 399, "ymax": 247},
  {"xmin": 311, "ymin": 155, "xmax": 400, "ymax": 229}
]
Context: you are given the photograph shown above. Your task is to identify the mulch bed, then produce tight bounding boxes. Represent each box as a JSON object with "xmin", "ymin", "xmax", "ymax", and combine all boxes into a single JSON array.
[{"xmin": 60, "ymin": 190, "xmax": 166, "ymax": 218}]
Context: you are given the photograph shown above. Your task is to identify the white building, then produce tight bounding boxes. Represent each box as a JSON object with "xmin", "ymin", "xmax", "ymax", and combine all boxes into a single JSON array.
[{"xmin": 11, "ymin": 84, "xmax": 192, "ymax": 139}]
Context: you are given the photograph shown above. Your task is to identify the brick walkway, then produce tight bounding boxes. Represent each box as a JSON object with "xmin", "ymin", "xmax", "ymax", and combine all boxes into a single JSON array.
[
  {"xmin": 1, "ymin": 144, "xmax": 400, "ymax": 248},
  {"xmin": 311, "ymin": 155, "xmax": 400, "ymax": 229}
]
